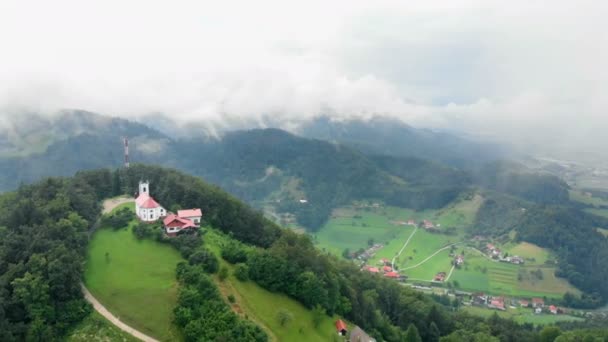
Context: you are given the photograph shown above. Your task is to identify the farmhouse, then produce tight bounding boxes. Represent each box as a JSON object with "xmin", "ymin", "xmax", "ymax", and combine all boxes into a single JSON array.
[
  {"xmin": 532, "ymin": 298, "xmax": 545, "ymax": 308},
  {"xmin": 454, "ymin": 255, "xmax": 464, "ymax": 266},
  {"xmin": 382, "ymin": 266, "xmax": 393, "ymax": 273},
  {"xmin": 363, "ymin": 266, "xmax": 380, "ymax": 274},
  {"xmin": 473, "ymin": 293, "xmax": 488, "ymax": 306},
  {"xmin": 423, "ymin": 220, "xmax": 435, "ymax": 229},
  {"xmin": 335, "ymin": 320, "xmax": 348, "ymax": 336},
  {"xmin": 162, "ymin": 214, "xmax": 198, "ymax": 236},
  {"xmin": 407, "ymin": 219, "xmax": 416, "ymax": 226},
  {"xmin": 433, "ymin": 272, "xmax": 446, "ymax": 282},
  {"xmin": 177, "ymin": 208, "xmax": 202, "ymax": 224},
  {"xmin": 488, "ymin": 297, "xmax": 506, "ymax": 311},
  {"xmin": 384, "ymin": 271, "xmax": 400, "ymax": 279},
  {"xmin": 519, "ymin": 300, "xmax": 530, "ymax": 308},
  {"xmin": 549, "ymin": 305, "xmax": 558, "ymax": 314},
  {"xmin": 135, "ymin": 181, "xmax": 166, "ymax": 222}
]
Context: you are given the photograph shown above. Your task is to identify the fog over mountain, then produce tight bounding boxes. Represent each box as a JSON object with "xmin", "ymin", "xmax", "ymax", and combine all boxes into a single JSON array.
[{"xmin": 1, "ymin": 1, "xmax": 606, "ymax": 160}]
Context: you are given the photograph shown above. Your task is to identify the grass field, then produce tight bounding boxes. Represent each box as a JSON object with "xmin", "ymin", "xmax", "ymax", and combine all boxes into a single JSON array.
[
  {"xmin": 462, "ymin": 306, "xmax": 584, "ymax": 326},
  {"xmin": 205, "ymin": 230, "xmax": 342, "ymax": 342},
  {"xmin": 448, "ymin": 248, "xmax": 579, "ymax": 298},
  {"xmin": 84, "ymin": 219, "xmax": 183, "ymax": 341},
  {"xmin": 66, "ymin": 311, "xmax": 139, "ymax": 342},
  {"xmin": 505, "ymin": 242, "xmax": 551, "ymax": 266},
  {"xmin": 316, "ymin": 195, "xmax": 481, "ymax": 260},
  {"xmin": 569, "ymin": 190, "xmax": 608, "ymax": 207},
  {"xmin": 586, "ymin": 208, "xmax": 608, "ymax": 219}
]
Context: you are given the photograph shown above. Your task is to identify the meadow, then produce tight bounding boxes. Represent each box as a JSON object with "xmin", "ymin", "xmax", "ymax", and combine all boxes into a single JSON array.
[
  {"xmin": 569, "ymin": 189, "xmax": 608, "ymax": 207},
  {"xmin": 66, "ymin": 311, "xmax": 139, "ymax": 342},
  {"xmin": 462, "ymin": 306, "xmax": 584, "ymax": 326},
  {"xmin": 84, "ymin": 217, "xmax": 183, "ymax": 341},
  {"xmin": 205, "ymin": 230, "xmax": 342, "ymax": 342}
]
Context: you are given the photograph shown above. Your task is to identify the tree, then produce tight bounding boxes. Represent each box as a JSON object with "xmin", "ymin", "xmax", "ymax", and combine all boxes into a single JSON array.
[
  {"xmin": 404, "ymin": 324, "xmax": 422, "ymax": 342},
  {"xmin": 540, "ymin": 326, "xmax": 561, "ymax": 342},
  {"xmin": 428, "ymin": 321, "xmax": 440, "ymax": 342},
  {"xmin": 188, "ymin": 249, "xmax": 219, "ymax": 273},
  {"xmin": 367, "ymin": 238, "xmax": 375, "ymax": 247},
  {"xmin": 234, "ymin": 263, "xmax": 249, "ymax": 281},
  {"xmin": 276, "ymin": 309, "xmax": 293, "ymax": 327},
  {"xmin": 311, "ymin": 304, "xmax": 326, "ymax": 328},
  {"xmin": 218, "ymin": 266, "xmax": 228, "ymax": 281}
]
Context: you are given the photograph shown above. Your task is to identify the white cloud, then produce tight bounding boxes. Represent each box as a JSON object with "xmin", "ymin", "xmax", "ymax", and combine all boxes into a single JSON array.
[{"xmin": 0, "ymin": 0, "xmax": 607, "ymax": 157}]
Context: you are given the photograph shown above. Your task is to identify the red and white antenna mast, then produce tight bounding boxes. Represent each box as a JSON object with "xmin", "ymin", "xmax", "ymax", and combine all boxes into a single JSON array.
[{"xmin": 123, "ymin": 137, "xmax": 130, "ymax": 168}]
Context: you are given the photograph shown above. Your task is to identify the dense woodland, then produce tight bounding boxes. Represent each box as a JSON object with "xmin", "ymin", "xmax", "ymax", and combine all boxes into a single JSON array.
[{"xmin": 0, "ymin": 177, "xmax": 100, "ymax": 341}]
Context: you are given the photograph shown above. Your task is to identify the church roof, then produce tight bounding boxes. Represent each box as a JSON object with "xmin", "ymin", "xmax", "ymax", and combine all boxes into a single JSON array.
[{"xmin": 136, "ymin": 193, "xmax": 162, "ymax": 209}]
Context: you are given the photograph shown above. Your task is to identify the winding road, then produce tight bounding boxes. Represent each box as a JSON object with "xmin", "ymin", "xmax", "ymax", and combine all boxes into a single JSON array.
[{"xmin": 81, "ymin": 197, "xmax": 159, "ymax": 342}]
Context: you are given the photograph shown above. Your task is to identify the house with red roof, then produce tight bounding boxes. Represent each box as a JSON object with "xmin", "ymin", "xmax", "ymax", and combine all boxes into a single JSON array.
[
  {"xmin": 549, "ymin": 305, "xmax": 558, "ymax": 314},
  {"xmin": 384, "ymin": 271, "xmax": 400, "ymax": 279},
  {"xmin": 177, "ymin": 208, "xmax": 203, "ymax": 225},
  {"xmin": 382, "ymin": 266, "xmax": 393, "ymax": 273},
  {"xmin": 135, "ymin": 181, "xmax": 166, "ymax": 222},
  {"xmin": 364, "ymin": 266, "xmax": 380, "ymax": 274},
  {"xmin": 532, "ymin": 298, "xmax": 545, "ymax": 308},
  {"xmin": 488, "ymin": 297, "xmax": 505, "ymax": 311},
  {"xmin": 335, "ymin": 319, "xmax": 347, "ymax": 336},
  {"xmin": 163, "ymin": 213, "xmax": 198, "ymax": 236}
]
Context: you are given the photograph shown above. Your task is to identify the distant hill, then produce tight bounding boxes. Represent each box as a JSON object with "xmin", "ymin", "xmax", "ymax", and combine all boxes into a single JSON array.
[
  {"xmin": 297, "ymin": 116, "xmax": 512, "ymax": 169},
  {"xmin": 0, "ymin": 111, "xmax": 471, "ymax": 230}
]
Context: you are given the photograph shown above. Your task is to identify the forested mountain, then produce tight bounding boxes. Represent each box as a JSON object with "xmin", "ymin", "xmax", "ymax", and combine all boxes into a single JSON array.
[
  {"xmin": 475, "ymin": 161, "xmax": 571, "ymax": 204},
  {"xmin": 297, "ymin": 116, "xmax": 512, "ymax": 169},
  {"xmin": 0, "ymin": 111, "xmax": 472, "ymax": 230},
  {"xmin": 2, "ymin": 165, "xmax": 606, "ymax": 341}
]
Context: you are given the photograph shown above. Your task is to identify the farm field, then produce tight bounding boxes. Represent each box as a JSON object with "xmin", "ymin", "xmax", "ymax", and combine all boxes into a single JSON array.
[
  {"xmin": 84, "ymin": 218, "xmax": 183, "ymax": 341},
  {"xmin": 504, "ymin": 242, "xmax": 551, "ymax": 266},
  {"xmin": 66, "ymin": 311, "xmax": 139, "ymax": 342},
  {"xmin": 462, "ymin": 306, "xmax": 584, "ymax": 326},
  {"xmin": 403, "ymin": 248, "xmax": 453, "ymax": 281},
  {"xmin": 448, "ymin": 249, "xmax": 579, "ymax": 298},
  {"xmin": 569, "ymin": 189, "xmax": 608, "ymax": 207},
  {"xmin": 316, "ymin": 195, "xmax": 482, "ymax": 260},
  {"xmin": 205, "ymin": 230, "xmax": 341, "ymax": 342}
]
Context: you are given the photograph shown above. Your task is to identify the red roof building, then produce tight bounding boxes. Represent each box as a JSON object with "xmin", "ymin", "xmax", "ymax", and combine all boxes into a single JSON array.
[
  {"xmin": 549, "ymin": 305, "xmax": 557, "ymax": 314},
  {"xmin": 335, "ymin": 319, "xmax": 347, "ymax": 336},
  {"xmin": 177, "ymin": 208, "xmax": 203, "ymax": 224},
  {"xmin": 532, "ymin": 298, "xmax": 545, "ymax": 308},
  {"xmin": 365, "ymin": 267, "xmax": 380, "ymax": 273},
  {"xmin": 384, "ymin": 271, "xmax": 400, "ymax": 278},
  {"xmin": 383, "ymin": 266, "xmax": 393, "ymax": 273},
  {"xmin": 163, "ymin": 214, "xmax": 197, "ymax": 236}
]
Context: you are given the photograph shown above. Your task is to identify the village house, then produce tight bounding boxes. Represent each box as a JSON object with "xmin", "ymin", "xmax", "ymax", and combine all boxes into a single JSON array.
[
  {"xmin": 488, "ymin": 297, "xmax": 506, "ymax": 311},
  {"xmin": 549, "ymin": 305, "xmax": 558, "ymax": 314},
  {"xmin": 532, "ymin": 298, "xmax": 545, "ymax": 308},
  {"xmin": 423, "ymin": 220, "xmax": 435, "ymax": 229},
  {"xmin": 163, "ymin": 213, "xmax": 199, "ymax": 236},
  {"xmin": 336, "ymin": 320, "xmax": 348, "ymax": 336},
  {"xmin": 433, "ymin": 272, "xmax": 446, "ymax": 282},
  {"xmin": 519, "ymin": 300, "xmax": 530, "ymax": 308},
  {"xmin": 535, "ymin": 307, "xmax": 543, "ymax": 314},
  {"xmin": 472, "ymin": 293, "xmax": 488, "ymax": 306},
  {"xmin": 384, "ymin": 271, "xmax": 400, "ymax": 279},
  {"xmin": 407, "ymin": 219, "xmax": 416, "ymax": 226},
  {"xmin": 382, "ymin": 265, "xmax": 393, "ymax": 273},
  {"xmin": 177, "ymin": 208, "xmax": 203, "ymax": 224},
  {"xmin": 363, "ymin": 266, "xmax": 380, "ymax": 274},
  {"xmin": 135, "ymin": 181, "xmax": 166, "ymax": 222},
  {"xmin": 454, "ymin": 255, "xmax": 464, "ymax": 266}
]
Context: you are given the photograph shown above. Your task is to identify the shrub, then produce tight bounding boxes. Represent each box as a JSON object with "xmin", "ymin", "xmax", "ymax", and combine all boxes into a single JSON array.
[
  {"xmin": 221, "ymin": 241, "xmax": 248, "ymax": 264},
  {"xmin": 234, "ymin": 263, "xmax": 249, "ymax": 281},
  {"xmin": 188, "ymin": 248, "xmax": 219, "ymax": 273},
  {"xmin": 218, "ymin": 266, "xmax": 228, "ymax": 281}
]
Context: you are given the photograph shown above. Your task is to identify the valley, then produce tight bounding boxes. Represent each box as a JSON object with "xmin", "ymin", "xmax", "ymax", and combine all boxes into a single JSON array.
[{"xmin": 312, "ymin": 195, "xmax": 583, "ymax": 319}]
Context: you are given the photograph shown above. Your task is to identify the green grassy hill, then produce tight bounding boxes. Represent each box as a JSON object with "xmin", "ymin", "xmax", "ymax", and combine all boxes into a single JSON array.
[
  {"xmin": 205, "ymin": 230, "xmax": 342, "ymax": 342},
  {"xmin": 65, "ymin": 311, "xmax": 139, "ymax": 342},
  {"xmin": 84, "ymin": 217, "xmax": 184, "ymax": 341}
]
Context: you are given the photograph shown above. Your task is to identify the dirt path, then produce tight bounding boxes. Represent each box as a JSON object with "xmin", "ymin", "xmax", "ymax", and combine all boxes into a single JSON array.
[
  {"xmin": 82, "ymin": 197, "xmax": 157, "ymax": 342},
  {"xmin": 391, "ymin": 227, "xmax": 418, "ymax": 269},
  {"xmin": 444, "ymin": 265, "xmax": 457, "ymax": 282},
  {"xmin": 81, "ymin": 284, "xmax": 160, "ymax": 342},
  {"xmin": 103, "ymin": 196, "xmax": 134, "ymax": 214},
  {"xmin": 402, "ymin": 242, "xmax": 462, "ymax": 271}
]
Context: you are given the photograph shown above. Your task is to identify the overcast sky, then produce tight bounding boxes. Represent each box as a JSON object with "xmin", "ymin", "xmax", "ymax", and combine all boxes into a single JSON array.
[{"xmin": 0, "ymin": 0, "xmax": 606, "ymax": 157}]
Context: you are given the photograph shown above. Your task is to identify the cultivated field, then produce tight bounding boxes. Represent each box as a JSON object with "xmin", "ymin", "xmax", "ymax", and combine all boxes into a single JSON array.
[
  {"xmin": 205, "ymin": 230, "xmax": 341, "ymax": 342},
  {"xmin": 84, "ymin": 215, "xmax": 183, "ymax": 341}
]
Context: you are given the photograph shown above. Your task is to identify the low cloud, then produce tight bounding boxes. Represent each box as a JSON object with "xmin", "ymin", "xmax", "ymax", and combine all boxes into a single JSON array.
[{"xmin": 0, "ymin": 0, "xmax": 606, "ymax": 159}]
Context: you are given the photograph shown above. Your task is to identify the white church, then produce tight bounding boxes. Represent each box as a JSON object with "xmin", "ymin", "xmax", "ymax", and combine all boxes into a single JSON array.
[
  {"xmin": 135, "ymin": 181, "xmax": 203, "ymax": 236},
  {"xmin": 135, "ymin": 181, "xmax": 167, "ymax": 221}
]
